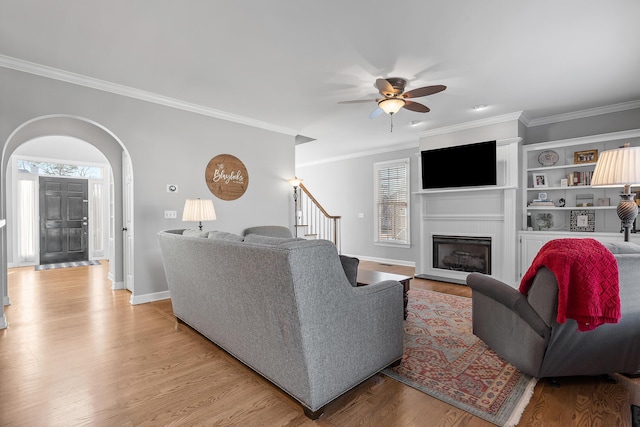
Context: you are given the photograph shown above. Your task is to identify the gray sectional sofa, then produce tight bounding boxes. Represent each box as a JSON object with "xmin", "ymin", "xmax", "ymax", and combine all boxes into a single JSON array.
[{"xmin": 157, "ymin": 228, "xmax": 404, "ymax": 419}]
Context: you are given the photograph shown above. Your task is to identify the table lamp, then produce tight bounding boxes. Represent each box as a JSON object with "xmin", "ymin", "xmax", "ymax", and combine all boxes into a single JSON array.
[
  {"xmin": 182, "ymin": 198, "xmax": 216, "ymax": 231},
  {"xmin": 591, "ymin": 144, "xmax": 640, "ymax": 241}
]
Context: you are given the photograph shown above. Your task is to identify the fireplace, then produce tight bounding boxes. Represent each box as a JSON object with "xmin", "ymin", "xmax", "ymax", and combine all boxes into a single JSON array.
[{"xmin": 433, "ymin": 235, "xmax": 491, "ymax": 275}]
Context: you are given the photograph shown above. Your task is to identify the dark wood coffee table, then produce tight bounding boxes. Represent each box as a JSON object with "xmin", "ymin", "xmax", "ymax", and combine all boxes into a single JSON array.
[{"xmin": 356, "ymin": 270, "xmax": 412, "ymax": 319}]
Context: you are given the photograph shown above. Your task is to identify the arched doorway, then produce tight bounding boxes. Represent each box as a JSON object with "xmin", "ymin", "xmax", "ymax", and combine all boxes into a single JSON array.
[
  {"xmin": 12, "ymin": 136, "xmax": 110, "ymax": 266},
  {"xmin": 1, "ymin": 115, "xmax": 133, "ymax": 327}
]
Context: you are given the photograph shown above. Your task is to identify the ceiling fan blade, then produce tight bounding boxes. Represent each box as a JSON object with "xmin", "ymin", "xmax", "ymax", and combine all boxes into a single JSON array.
[
  {"xmin": 369, "ymin": 107, "xmax": 384, "ymax": 119},
  {"xmin": 403, "ymin": 85, "xmax": 447, "ymax": 99},
  {"xmin": 403, "ymin": 100, "xmax": 430, "ymax": 113},
  {"xmin": 375, "ymin": 78, "xmax": 397, "ymax": 97},
  {"xmin": 338, "ymin": 99, "xmax": 378, "ymax": 104}
]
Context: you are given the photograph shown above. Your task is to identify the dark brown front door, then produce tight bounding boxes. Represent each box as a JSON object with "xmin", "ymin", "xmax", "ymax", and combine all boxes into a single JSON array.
[{"xmin": 39, "ymin": 177, "xmax": 89, "ymax": 264}]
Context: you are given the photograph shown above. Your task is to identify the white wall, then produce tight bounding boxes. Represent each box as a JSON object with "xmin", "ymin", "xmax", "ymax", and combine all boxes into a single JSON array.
[
  {"xmin": 296, "ymin": 145, "xmax": 421, "ymax": 266},
  {"xmin": 0, "ymin": 67, "xmax": 295, "ymax": 306}
]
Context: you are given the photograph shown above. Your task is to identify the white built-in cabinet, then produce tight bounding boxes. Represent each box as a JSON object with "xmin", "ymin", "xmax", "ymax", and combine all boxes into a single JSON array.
[{"xmin": 518, "ymin": 129, "xmax": 640, "ymax": 278}]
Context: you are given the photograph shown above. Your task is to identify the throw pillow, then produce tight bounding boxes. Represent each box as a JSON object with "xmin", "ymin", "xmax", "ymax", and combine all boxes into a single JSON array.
[
  {"xmin": 339, "ymin": 255, "xmax": 359, "ymax": 287},
  {"xmin": 182, "ymin": 229, "xmax": 209, "ymax": 238},
  {"xmin": 604, "ymin": 241, "xmax": 640, "ymax": 254},
  {"xmin": 207, "ymin": 231, "xmax": 245, "ymax": 242}
]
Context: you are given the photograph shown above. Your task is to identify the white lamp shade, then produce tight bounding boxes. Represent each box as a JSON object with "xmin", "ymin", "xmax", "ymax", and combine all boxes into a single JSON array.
[
  {"xmin": 591, "ymin": 145, "xmax": 640, "ymax": 187},
  {"xmin": 288, "ymin": 177, "xmax": 303, "ymax": 187},
  {"xmin": 378, "ymin": 98, "xmax": 406, "ymax": 114},
  {"xmin": 182, "ymin": 199, "xmax": 217, "ymax": 222}
]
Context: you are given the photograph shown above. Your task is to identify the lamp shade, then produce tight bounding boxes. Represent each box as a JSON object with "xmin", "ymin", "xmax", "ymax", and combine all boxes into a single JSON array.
[
  {"xmin": 182, "ymin": 198, "xmax": 217, "ymax": 222},
  {"xmin": 378, "ymin": 98, "xmax": 406, "ymax": 115},
  {"xmin": 591, "ymin": 145, "xmax": 640, "ymax": 187},
  {"xmin": 288, "ymin": 176, "xmax": 303, "ymax": 187}
]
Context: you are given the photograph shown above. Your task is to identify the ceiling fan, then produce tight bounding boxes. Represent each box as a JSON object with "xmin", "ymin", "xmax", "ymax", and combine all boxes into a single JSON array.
[{"xmin": 339, "ymin": 77, "xmax": 446, "ymax": 131}]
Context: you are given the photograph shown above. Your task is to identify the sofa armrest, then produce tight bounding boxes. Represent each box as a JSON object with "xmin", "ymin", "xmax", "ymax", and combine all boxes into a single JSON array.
[{"xmin": 466, "ymin": 273, "xmax": 550, "ymax": 339}]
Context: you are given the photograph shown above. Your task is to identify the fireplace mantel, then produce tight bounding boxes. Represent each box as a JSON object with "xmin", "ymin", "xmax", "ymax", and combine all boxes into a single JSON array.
[{"xmin": 415, "ymin": 185, "xmax": 517, "ymax": 195}]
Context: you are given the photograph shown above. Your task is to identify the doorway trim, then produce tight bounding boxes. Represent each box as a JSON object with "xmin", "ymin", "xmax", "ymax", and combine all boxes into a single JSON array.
[{"xmin": 1, "ymin": 115, "xmax": 133, "ymax": 328}]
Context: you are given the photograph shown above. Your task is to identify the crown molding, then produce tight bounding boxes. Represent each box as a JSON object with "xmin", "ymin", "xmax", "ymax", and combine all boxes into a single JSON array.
[
  {"xmin": 297, "ymin": 140, "xmax": 419, "ymax": 168},
  {"xmin": 418, "ymin": 112, "xmax": 525, "ymax": 138},
  {"xmin": 527, "ymin": 100, "xmax": 640, "ymax": 127},
  {"xmin": 0, "ymin": 55, "xmax": 298, "ymax": 136}
]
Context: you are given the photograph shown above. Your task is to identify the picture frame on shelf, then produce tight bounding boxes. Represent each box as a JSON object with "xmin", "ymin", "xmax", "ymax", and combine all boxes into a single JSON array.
[
  {"xmin": 576, "ymin": 193, "xmax": 594, "ymax": 207},
  {"xmin": 533, "ymin": 173, "xmax": 548, "ymax": 188},
  {"xmin": 570, "ymin": 209, "xmax": 595, "ymax": 232},
  {"xmin": 534, "ymin": 212, "xmax": 554, "ymax": 231},
  {"xmin": 574, "ymin": 149, "xmax": 598, "ymax": 164}
]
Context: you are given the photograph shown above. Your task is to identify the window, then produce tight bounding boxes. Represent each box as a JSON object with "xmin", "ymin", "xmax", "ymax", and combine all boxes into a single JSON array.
[
  {"xmin": 374, "ymin": 158, "xmax": 410, "ymax": 246},
  {"xmin": 17, "ymin": 159, "xmax": 103, "ymax": 178},
  {"xmin": 17, "ymin": 177, "xmax": 37, "ymax": 262}
]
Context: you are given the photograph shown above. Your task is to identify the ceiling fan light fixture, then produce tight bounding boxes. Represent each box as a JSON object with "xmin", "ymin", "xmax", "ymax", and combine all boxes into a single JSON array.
[{"xmin": 378, "ymin": 98, "xmax": 406, "ymax": 115}]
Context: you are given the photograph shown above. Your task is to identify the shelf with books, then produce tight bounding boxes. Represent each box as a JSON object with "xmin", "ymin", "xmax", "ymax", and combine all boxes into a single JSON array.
[{"xmin": 522, "ymin": 129, "xmax": 640, "ymax": 235}]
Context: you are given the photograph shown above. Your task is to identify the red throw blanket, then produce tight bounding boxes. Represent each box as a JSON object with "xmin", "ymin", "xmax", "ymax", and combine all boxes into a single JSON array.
[{"xmin": 519, "ymin": 238, "xmax": 620, "ymax": 331}]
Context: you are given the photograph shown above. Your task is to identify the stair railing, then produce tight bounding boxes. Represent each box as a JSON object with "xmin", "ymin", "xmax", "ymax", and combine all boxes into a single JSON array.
[{"xmin": 296, "ymin": 183, "xmax": 341, "ymax": 251}]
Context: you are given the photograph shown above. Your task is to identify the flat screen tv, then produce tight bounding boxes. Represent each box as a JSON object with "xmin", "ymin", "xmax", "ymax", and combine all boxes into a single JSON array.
[{"xmin": 421, "ymin": 140, "xmax": 497, "ymax": 189}]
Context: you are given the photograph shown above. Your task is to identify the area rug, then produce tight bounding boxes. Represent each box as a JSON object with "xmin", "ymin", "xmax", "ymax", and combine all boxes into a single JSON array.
[
  {"xmin": 383, "ymin": 288, "xmax": 537, "ymax": 427},
  {"xmin": 35, "ymin": 260, "xmax": 101, "ymax": 271}
]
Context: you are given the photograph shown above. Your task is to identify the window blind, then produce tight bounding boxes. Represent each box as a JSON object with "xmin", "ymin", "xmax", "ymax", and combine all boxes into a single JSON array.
[{"xmin": 374, "ymin": 159, "xmax": 409, "ymax": 245}]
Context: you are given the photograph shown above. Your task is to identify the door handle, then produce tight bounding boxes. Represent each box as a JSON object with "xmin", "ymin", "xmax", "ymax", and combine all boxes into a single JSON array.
[{"xmin": 122, "ymin": 227, "xmax": 128, "ymax": 231}]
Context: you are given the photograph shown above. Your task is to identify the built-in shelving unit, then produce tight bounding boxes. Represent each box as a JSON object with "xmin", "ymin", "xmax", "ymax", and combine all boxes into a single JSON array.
[
  {"xmin": 518, "ymin": 128, "xmax": 640, "ymax": 277},
  {"xmin": 522, "ymin": 129, "xmax": 640, "ymax": 234}
]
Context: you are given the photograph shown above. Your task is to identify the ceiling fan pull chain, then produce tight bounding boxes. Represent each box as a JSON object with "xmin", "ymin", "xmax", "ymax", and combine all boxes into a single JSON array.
[{"xmin": 390, "ymin": 114, "xmax": 394, "ymax": 132}]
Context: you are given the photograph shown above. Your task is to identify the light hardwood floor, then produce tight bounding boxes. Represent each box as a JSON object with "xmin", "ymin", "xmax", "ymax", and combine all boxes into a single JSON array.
[{"xmin": 1, "ymin": 260, "xmax": 636, "ymax": 426}]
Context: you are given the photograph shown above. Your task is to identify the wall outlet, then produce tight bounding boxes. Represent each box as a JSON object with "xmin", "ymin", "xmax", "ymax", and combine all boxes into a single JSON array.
[
  {"xmin": 164, "ymin": 210, "xmax": 177, "ymax": 219},
  {"xmin": 358, "ymin": 213, "xmax": 365, "ymax": 218}
]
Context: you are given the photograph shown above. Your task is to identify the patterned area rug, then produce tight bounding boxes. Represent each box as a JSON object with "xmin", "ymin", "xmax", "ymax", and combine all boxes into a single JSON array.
[
  {"xmin": 383, "ymin": 288, "xmax": 537, "ymax": 427},
  {"xmin": 35, "ymin": 260, "xmax": 101, "ymax": 271}
]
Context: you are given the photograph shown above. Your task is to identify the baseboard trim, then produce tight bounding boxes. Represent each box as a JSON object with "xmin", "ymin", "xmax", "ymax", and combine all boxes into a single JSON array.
[
  {"xmin": 129, "ymin": 290, "xmax": 171, "ymax": 305},
  {"xmin": 111, "ymin": 280, "xmax": 125, "ymax": 290}
]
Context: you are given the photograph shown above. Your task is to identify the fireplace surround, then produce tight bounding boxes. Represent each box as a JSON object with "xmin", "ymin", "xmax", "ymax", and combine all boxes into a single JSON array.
[{"xmin": 433, "ymin": 235, "xmax": 491, "ymax": 274}]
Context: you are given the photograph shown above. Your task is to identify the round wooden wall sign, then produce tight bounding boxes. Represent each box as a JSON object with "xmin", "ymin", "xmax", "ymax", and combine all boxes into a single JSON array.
[{"xmin": 205, "ymin": 154, "xmax": 249, "ymax": 200}]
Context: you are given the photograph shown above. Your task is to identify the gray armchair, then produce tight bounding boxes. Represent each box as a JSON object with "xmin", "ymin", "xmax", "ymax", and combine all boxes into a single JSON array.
[{"xmin": 466, "ymin": 241, "xmax": 640, "ymax": 379}]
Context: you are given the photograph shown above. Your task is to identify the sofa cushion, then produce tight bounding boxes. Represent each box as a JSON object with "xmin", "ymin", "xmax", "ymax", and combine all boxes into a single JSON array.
[
  {"xmin": 182, "ymin": 229, "xmax": 209, "ymax": 237},
  {"xmin": 339, "ymin": 255, "xmax": 359, "ymax": 287},
  {"xmin": 243, "ymin": 234, "xmax": 302, "ymax": 246},
  {"xmin": 208, "ymin": 231, "xmax": 245, "ymax": 242}
]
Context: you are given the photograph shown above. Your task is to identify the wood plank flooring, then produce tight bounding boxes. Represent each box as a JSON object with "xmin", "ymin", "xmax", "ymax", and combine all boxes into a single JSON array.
[{"xmin": 1, "ymin": 260, "xmax": 636, "ymax": 426}]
